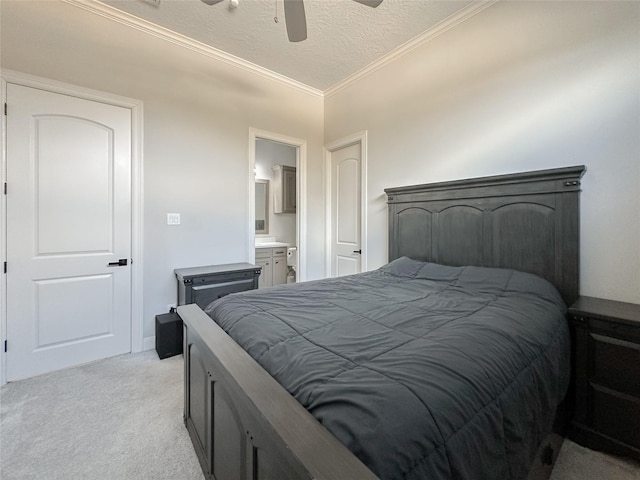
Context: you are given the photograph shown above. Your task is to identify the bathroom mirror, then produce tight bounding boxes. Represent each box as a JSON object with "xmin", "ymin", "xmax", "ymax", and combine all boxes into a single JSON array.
[{"xmin": 255, "ymin": 179, "xmax": 269, "ymax": 234}]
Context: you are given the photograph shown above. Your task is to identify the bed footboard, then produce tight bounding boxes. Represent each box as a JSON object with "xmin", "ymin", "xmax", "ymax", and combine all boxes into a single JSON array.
[{"xmin": 178, "ymin": 303, "xmax": 379, "ymax": 480}]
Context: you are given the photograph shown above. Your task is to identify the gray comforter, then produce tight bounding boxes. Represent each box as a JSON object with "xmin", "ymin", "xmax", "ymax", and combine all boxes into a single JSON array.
[{"xmin": 204, "ymin": 257, "xmax": 570, "ymax": 480}]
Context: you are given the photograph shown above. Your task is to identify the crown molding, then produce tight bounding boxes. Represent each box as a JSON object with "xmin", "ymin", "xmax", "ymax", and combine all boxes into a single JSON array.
[
  {"xmin": 61, "ymin": 0, "xmax": 496, "ymax": 100},
  {"xmin": 324, "ymin": 0, "xmax": 499, "ymax": 98},
  {"xmin": 62, "ymin": 0, "xmax": 324, "ymax": 99}
]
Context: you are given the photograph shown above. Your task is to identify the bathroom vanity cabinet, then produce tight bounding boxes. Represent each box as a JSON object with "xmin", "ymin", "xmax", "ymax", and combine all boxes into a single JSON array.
[{"xmin": 255, "ymin": 247, "xmax": 288, "ymax": 288}]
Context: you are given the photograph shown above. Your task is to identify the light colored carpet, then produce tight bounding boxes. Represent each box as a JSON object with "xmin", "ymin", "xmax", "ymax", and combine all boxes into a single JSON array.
[
  {"xmin": 550, "ymin": 439, "xmax": 640, "ymax": 480},
  {"xmin": 1, "ymin": 351, "xmax": 639, "ymax": 480},
  {"xmin": 0, "ymin": 351, "xmax": 203, "ymax": 480}
]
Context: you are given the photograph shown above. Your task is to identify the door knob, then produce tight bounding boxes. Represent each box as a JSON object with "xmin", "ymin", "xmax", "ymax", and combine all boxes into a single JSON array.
[{"xmin": 353, "ymin": 249, "xmax": 362, "ymax": 254}]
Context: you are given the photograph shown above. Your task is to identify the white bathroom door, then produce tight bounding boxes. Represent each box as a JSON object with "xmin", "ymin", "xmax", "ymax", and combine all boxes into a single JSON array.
[
  {"xmin": 5, "ymin": 83, "xmax": 132, "ymax": 381},
  {"xmin": 329, "ymin": 142, "xmax": 362, "ymax": 277}
]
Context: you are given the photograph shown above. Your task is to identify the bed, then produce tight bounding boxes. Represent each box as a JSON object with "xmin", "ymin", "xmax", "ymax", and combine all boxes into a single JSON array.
[{"xmin": 177, "ymin": 165, "xmax": 585, "ymax": 480}]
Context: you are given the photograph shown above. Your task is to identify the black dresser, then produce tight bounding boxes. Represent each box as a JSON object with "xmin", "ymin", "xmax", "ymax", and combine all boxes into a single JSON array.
[
  {"xmin": 175, "ymin": 262, "xmax": 261, "ymax": 310},
  {"xmin": 568, "ymin": 296, "xmax": 640, "ymax": 461}
]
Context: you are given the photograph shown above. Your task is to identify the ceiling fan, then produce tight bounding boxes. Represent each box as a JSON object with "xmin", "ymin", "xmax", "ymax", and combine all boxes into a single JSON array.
[{"xmin": 201, "ymin": 0, "xmax": 383, "ymax": 42}]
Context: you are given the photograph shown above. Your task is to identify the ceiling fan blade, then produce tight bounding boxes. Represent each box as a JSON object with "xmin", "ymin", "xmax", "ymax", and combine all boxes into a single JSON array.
[
  {"xmin": 353, "ymin": 0, "xmax": 383, "ymax": 7},
  {"xmin": 201, "ymin": 0, "xmax": 224, "ymax": 5},
  {"xmin": 283, "ymin": 0, "xmax": 307, "ymax": 42}
]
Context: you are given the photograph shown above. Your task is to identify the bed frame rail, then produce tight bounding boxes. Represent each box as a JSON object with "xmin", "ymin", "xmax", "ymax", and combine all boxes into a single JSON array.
[{"xmin": 179, "ymin": 303, "xmax": 379, "ymax": 480}]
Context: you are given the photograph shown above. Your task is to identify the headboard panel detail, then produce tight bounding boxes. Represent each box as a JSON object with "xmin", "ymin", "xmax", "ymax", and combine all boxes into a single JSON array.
[{"xmin": 385, "ymin": 166, "xmax": 585, "ymax": 306}]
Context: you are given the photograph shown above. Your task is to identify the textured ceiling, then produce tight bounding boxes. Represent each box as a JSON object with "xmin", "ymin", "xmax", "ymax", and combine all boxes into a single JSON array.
[{"xmin": 101, "ymin": 0, "xmax": 475, "ymax": 91}]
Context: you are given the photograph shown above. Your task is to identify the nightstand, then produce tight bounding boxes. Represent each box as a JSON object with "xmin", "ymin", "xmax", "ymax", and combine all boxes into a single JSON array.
[
  {"xmin": 175, "ymin": 263, "xmax": 261, "ymax": 310},
  {"xmin": 568, "ymin": 296, "xmax": 640, "ymax": 461}
]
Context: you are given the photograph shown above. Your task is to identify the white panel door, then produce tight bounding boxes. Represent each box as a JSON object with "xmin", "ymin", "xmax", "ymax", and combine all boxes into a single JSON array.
[
  {"xmin": 6, "ymin": 83, "xmax": 132, "ymax": 381},
  {"xmin": 330, "ymin": 143, "xmax": 361, "ymax": 277}
]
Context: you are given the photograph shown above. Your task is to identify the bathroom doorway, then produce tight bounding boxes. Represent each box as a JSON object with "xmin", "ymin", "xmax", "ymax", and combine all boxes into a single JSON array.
[{"xmin": 248, "ymin": 128, "xmax": 306, "ymax": 284}]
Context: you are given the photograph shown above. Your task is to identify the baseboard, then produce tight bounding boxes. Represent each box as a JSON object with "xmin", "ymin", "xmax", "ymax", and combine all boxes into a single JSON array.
[{"xmin": 143, "ymin": 336, "xmax": 156, "ymax": 351}]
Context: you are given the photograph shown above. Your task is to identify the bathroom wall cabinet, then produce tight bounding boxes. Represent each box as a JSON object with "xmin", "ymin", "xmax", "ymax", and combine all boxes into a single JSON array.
[{"xmin": 272, "ymin": 165, "xmax": 296, "ymax": 214}]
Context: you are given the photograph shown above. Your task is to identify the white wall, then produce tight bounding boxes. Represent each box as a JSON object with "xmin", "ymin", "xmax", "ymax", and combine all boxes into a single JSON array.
[
  {"xmin": 255, "ymin": 139, "xmax": 297, "ymax": 246},
  {"xmin": 1, "ymin": 0, "xmax": 638, "ymax": 352},
  {"xmin": 0, "ymin": 0, "xmax": 325, "ymax": 340},
  {"xmin": 325, "ymin": 1, "xmax": 640, "ymax": 304}
]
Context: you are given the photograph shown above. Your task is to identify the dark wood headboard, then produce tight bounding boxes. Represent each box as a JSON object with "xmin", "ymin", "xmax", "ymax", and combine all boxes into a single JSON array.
[{"xmin": 385, "ymin": 166, "xmax": 586, "ymax": 306}]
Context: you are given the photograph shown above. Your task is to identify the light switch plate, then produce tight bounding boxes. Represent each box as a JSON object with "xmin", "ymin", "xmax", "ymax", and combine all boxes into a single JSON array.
[{"xmin": 167, "ymin": 213, "xmax": 181, "ymax": 225}]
